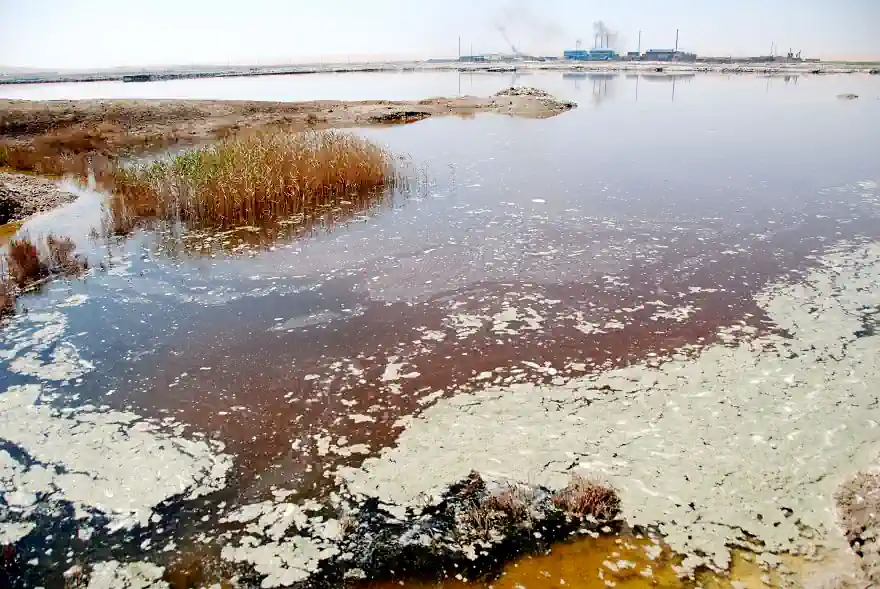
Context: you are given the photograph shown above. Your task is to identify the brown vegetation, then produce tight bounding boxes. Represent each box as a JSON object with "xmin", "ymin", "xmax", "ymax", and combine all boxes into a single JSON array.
[
  {"xmin": 1, "ymin": 235, "xmax": 88, "ymax": 320},
  {"xmin": 0, "ymin": 95, "xmax": 571, "ymax": 181},
  {"xmin": 6, "ymin": 238, "xmax": 46, "ymax": 286},
  {"xmin": 101, "ymin": 129, "xmax": 397, "ymax": 231},
  {"xmin": 551, "ymin": 475, "xmax": 621, "ymax": 520},
  {"xmin": 483, "ymin": 482, "xmax": 536, "ymax": 521},
  {"xmin": 0, "ymin": 280, "xmax": 13, "ymax": 319}
]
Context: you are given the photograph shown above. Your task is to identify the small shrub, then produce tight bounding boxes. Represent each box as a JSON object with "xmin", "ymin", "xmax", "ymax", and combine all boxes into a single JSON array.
[
  {"xmin": 7, "ymin": 238, "xmax": 47, "ymax": 286},
  {"xmin": 551, "ymin": 475, "xmax": 620, "ymax": 521},
  {"xmin": 46, "ymin": 235, "xmax": 88, "ymax": 275},
  {"xmin": 484, "ymin": 483, "xmax": 534, "ymax": 521},
  {"xmin": 2, "ymin": 236, "xmax": 88, "ymax": 321},
  {"xmin": 462, "ymin": 499, "xmax": 495, "ymax": 539}
]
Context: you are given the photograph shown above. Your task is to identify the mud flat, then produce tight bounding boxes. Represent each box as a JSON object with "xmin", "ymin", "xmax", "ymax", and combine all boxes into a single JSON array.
[
  {"xmin": 341, "ymin": 241, "xmax": 880, "ymax": 585},
  {"xmin": 0, "ymin": 89, "xmax": 574, "ymax": 153},
  {"xmin": 0, "ymin": 172, "xmax": 76, "ymax": 224},
  {"xmin": 1, "ymin": 59, "xmax": 878, "ymax": 86}
]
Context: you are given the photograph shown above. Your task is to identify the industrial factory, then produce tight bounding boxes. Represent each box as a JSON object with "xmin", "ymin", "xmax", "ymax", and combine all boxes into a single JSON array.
[{"xmin": 453, "ymin": 25, "xmax": 813, "ymax": 65}]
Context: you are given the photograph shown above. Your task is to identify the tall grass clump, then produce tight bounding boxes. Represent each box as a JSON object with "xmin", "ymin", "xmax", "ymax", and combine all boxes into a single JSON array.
[{"xmin": 104, "ymin": 129, "xmax": 397, "ymax": 231}]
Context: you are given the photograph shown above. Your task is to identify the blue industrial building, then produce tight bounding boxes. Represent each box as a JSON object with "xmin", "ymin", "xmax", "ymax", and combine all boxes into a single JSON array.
[{"xmin": 563, "ymin": 48, "xmax": 618, "ymax": 61}]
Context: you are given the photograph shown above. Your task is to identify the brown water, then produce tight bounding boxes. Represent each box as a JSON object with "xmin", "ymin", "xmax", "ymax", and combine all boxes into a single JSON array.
[
  {"xmin": 361, "ymin": 535, "xmax": 821, "ymax": 589},
  {"xmin": 2, "ymin": 71, "xmax": 880, "ymax": 586}
]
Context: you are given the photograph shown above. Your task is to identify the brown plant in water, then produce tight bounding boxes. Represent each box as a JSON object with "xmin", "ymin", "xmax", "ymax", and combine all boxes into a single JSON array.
[
  {"xmin": 0, "ymin": 279, "xmax": 14, "ymax": 319},
  {"xmin": 551, "ymin": 475, "xmax": 621, "ymax": 521},
  {"xmin": 101, "ymin": 129, "xmax": 398, "ymax": 231},
  {"xmin": 463, "ymin": 499, "xmax": 496, "ymax": 539},
  {"xmin": 6, "ymin": 238, "xmax": 47, "ymax": 286},
  {"xmin": 1, "ymin": 236, "xmax": 88, "ymax": 321},
  {"xmin": 484, "ymin": 483, "xmax": 535, "ymax": 521},
  {"xmin": 45, "ymin": 235, "xmax": 88, "ymax": 275}
]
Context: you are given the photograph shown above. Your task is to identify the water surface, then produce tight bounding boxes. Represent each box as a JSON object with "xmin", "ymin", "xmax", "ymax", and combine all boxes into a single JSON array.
[{"xmin": 2, "ymin": 70, "xmax": 879, "ymax": 587}]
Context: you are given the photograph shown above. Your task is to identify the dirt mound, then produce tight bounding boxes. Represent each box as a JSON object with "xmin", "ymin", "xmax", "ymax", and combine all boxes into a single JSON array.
[{"xmin": 494, "ymin": 86, "xmax": 553, "ymax": 98}]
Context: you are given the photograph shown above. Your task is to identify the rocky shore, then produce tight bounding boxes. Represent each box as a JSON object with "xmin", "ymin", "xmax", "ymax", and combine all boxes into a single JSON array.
[{"xmin": 0, "ymin": 172, "xmax": 76, "ymax": 224}]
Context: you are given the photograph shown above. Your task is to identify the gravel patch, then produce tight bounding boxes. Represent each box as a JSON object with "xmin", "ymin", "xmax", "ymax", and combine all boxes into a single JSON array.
[{"xmin": 0, "ymin": 171, "xmax": 77, "ymax": 223}]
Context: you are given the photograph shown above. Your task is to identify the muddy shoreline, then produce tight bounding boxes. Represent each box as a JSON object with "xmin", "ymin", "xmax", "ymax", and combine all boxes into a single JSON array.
[
  {"xmin": 1, "ymin": 60, "xmax": 878, "ymax": 87},
  {"xmin": 0, "ymin": 172, "xmax": 76, "ymax": 224},
  {"xmin": 0, "ymin": 89, "xmax": 573, "ymax": 223},
  {"xmin": 0, "ymin": 89, "xmax": 575, "ymax": 147}
]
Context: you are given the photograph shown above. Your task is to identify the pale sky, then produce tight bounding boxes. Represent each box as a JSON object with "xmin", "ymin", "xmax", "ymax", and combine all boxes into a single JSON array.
[{"xmin": 1, "ymin": 0, "xmax": 877, "ymax": 70}]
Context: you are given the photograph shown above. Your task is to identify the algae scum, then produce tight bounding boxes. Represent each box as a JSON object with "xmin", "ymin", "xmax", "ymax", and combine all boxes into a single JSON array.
[{"xmin": 2, "ymin": 72, "xmax": 880, "ymax": 588}]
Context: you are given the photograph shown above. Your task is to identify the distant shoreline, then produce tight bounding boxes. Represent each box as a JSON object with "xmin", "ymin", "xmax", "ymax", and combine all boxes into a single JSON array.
[{"xmin": 2, "ymin": 59, "xmax": 878, "ymax": 86}]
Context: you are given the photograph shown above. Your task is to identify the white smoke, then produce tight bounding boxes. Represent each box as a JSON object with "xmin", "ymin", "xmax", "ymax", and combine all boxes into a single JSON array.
[
  {"xmin": 493, "ymin": 0, "xmax": 567, "ymax": 55},
  {"xmin": 592, "ymin": 20, "xmax": 621, "ymax": 50}
]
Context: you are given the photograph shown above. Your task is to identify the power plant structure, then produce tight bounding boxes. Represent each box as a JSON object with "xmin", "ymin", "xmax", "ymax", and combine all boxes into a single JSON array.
[{"xmin": 449, "ymin": 27, "xmax": 816, "ymax": 65}]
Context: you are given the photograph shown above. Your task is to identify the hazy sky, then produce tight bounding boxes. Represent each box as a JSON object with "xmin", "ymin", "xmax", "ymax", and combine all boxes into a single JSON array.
[{"xmin": 1, "ymin": 0, "xmax": 877, "ymax": 69}]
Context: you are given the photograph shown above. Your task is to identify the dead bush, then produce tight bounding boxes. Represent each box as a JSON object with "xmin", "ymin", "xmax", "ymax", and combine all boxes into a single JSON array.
[
  {"xmin": 46, "ymin": 235, "xmax": 88, "ymax": 275},
  {"xmin": 0, "ymin": 279, "xmax": 14, "ymax": 319},
  {"xmin": 6, "ymin": 238, "xmax": 47, "ymax": 286},
  {"xmin": 484, "ymin": 483, "xmax": 534, "ymax": 521},
  {"xmin": 463, "ymin": 499, "xmax": 496, "ymax": 539},
  {"xmin": 551, "ymin": 475, "xmax": 620, "ymax": 521}
]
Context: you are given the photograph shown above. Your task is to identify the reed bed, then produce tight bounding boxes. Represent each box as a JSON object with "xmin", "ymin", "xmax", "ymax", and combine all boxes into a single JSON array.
[{"xmin": 102, "ymin": 129, "xmax": 397, "ymax": 231}]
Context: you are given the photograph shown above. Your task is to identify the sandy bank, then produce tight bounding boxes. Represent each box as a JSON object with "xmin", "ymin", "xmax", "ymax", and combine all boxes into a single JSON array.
[{"xmin": 0, "ymin": 89, "xmax": 574, "ymax": 152}]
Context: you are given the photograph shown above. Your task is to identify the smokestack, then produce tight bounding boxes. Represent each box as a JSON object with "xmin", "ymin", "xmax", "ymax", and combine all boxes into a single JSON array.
[
  {"xmin": 458, "ymin": 36, "xmax": 461, "ymax": 59},
  {"xmin": 638, "ymin": 30, "xmax": 642, "ymax": 54},
  {"xmin": 675, "ymin": 29, "xmax": 679, "ymax": 52}
]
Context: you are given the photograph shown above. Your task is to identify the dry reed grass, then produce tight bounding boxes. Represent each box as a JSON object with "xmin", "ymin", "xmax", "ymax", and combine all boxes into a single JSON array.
[
  {"xmin": 484, "ymin": 483, "xmax": 535, "ymax": 521},
  {"xmin": 0, "ymin": 279, "xmax": 13, "ymax": 319},
  {"xmin": 101, "ymin": 129, "xmax": 397, "ymax": 231},
  {"xmin": 6, "ymin": 238, "xmax": 46, "ymax": 286},
  {"xmin": 551, "ymin": 475, "xmax": 620, "ymax": 521},
  {"xmin": 1, "ymin": 236, "xmax": 88, "ymax": 320},
  {"xmin": 463, "ymin": 499, "xmax": 496, "ymax": 539}
]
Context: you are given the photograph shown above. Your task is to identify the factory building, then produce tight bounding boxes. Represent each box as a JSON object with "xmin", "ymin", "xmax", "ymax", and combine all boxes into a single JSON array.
[
  {"xmin": 563, "ymin": 48, "xmax": 619, "ymax": 61},
  {"xmin": 642, "ymin": 49, "xmax": 697, "ymax": 62}
]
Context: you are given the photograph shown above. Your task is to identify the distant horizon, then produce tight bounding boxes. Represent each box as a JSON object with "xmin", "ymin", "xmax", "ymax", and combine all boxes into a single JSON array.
[
  {"xmin": 2, "ymin": 51, "xmax": 879, "ymax": 75},
  {"xmin": 2, "ymin": 0, "xmax": 877, "ymax": 70}
]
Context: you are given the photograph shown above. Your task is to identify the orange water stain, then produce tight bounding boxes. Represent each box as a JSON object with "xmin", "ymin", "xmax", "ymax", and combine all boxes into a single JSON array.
[
  {"xmin": 361, "ymin": 535, "xmax": 683, "ymax": 589},
  {"xmin": 360, "ymin": 536, "xmax": 831, "ymax": 589}
]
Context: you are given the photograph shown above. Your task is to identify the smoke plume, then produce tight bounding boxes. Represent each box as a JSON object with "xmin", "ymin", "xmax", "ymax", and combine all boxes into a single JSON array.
[
  {"xmin": 493, "ymin": 0, "xmax": 567, "ymax": 55},
  {"xmin": 592, "ymin": 21, "xmax": 620, "ymax": 50}
]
